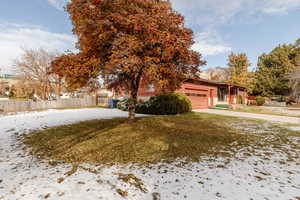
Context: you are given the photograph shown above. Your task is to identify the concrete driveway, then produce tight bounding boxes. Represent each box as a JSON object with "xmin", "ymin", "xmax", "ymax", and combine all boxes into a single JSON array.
[{"xmin": 194, "ymin": 109, "xmax": 300, "ymax": 124}]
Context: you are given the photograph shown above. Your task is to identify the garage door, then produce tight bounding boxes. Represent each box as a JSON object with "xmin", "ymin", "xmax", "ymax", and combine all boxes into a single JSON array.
[{"xmin": 185, "ymin": 90, "xmax": 209, "ymax": 109}]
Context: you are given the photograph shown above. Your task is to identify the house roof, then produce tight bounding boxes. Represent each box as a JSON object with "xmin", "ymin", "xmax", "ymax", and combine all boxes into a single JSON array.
[{"xmin": 187, "ymin": 78, "xmax": 247, "ymax": 89}]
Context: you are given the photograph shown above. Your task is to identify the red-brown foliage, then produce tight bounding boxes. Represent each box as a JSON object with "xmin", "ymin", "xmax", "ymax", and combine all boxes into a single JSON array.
[{"xmin": 52, "ymin": 0, "xmax": 205, "ymax": 119}]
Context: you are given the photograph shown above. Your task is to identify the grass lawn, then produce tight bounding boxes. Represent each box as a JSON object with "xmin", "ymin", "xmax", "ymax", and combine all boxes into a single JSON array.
[{"xmin": 23, "ymin": 112, "xmax": 299, "ymax": 166}]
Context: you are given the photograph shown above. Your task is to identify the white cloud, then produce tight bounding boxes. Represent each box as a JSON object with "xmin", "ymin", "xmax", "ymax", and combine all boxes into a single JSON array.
[
  {"xmin": 170, "ymin": 0, "xmax": 300, "ymax": 57},
  {"xmin": 0, "ymin": 23, "xmax": 76, "ymax": 73},
  {"xmin": 47, "ymin": 0, "xmax": 69, "ymax": 10},
  {"xmin": 192, "ymin": 32, "xmax": 231, "ymax": 57},
  {"xmin": 192, "ymin": 43, "xmax": 231, "ymax": 57},
  {"xmin": 171, "ymin": 0, "xmax": 247, "ymax": 28},
  {"xmin": 171, "ymin": 0, "xmax": 300, "ymax": 26},
  {"xmin": 263, "ymin": 0, "xmax": 300, "ymax": 14}
]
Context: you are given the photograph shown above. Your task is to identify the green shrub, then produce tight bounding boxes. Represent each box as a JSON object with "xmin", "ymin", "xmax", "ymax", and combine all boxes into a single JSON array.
[
  {"xmin": 215, "ymin": 104, "xmax": 230, "ymax": 109},
  {"xmin": 136, "ymin": 101, "xmax": 151, "ymax": 114},
  {"xmin": 238, "ymin": 95, "xmax": 245, "ymax": 104},
  {"xmin": 255, "ymin": 96, "xmax": 265, "ymax": 106},
  {"xmin": 136, "ymin": 93, "xmax": 192, "ymax": 115},
  {"xmin": 117, "ymin": 93, "xmax": 192, "ymax": 115},
  {"xmin": 117, "ymin": 99, "xmax": 130, "ymax": 111}
]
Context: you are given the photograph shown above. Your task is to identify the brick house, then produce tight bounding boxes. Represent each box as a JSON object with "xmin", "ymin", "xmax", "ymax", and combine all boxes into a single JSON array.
[{"xmin": 135, "ymin": 79, "xmax": 248, "ymax": 109}]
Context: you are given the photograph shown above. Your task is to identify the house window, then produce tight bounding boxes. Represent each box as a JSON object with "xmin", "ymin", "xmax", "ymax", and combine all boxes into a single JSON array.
[
  {"xmin": 147, "ymin": 84, "xmax": 155, "ymax": 92},
  {"xmin": 230, "ymin": 88, "xmax": 237, "ymax": 95},
  {"xmin": 186, "ymin": 93, "xmax": 207, "ymax": 97},
  {"xmin": 218, "ymin": 87, "xmax": 227, "ymax": 102}
]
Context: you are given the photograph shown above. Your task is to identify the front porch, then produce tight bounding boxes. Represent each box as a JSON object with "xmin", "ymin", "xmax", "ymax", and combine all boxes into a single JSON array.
[{"xmin": 216, "ymin": 85, "xmax": 248, "ymax": 106}]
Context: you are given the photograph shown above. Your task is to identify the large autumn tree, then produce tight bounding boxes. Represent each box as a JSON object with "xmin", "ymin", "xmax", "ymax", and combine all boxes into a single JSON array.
[
  {"xmin": 253, "ymin": 39, "xmax": 300, "ymax": 96},
  {"xmin": 227, "ymin": 52, "xmax": 252, "ymax": 89},
  {"xmin": 52, "ymin": 0, "xmax": 204, "ymax": 120}
]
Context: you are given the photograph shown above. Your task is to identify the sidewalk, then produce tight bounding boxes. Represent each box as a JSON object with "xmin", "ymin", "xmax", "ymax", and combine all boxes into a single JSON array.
[{"xmin": 194, "ymin": 109, "xmax": 300, "ymax": 124}]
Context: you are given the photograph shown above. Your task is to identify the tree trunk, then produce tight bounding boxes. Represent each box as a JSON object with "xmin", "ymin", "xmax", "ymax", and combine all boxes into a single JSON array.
[
  {"xmin": 57, "ymin": 77, "xmax": 62, "ymax": 99},
  {"xmin": 128, "ymin": 74, "xmax": 142, "ymax": 122},
  {"xmin": 127, "ymin": 73, "xmax": 142, "ymax": 122},
  {"xmin": 41, "ymin": 84, "xmax": 47, "ymax": 100},
  {"xmin": 128, "ymin": 88, "xmax": 138, "ymax": 122}
]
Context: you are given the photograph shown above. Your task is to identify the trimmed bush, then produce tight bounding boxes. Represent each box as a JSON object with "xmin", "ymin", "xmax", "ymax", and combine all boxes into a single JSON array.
[
  {"xmin": 135, "ymin": 101, "xmax": 151, "ymax": 114},
  {"xmin": 117, "ymin": 99, "xmax": 145, "ymax": 111},
  {"xmin": 255, "ymin": 96, "xmax": 265, "ymax": 106},
  {"xmin": 117, "ymin": 93, "xmax": 192, "ymax": 115},
  {"xmin": 215, "ymin": 104, "xmax": 230, "ymax": 109},
  {"xmin": 117, "ymin": 99, "xmax": 130, "ymax": 111},
  {"xmin": 136, "ymin": 93, "xmax": 192, "ymax": 115}
]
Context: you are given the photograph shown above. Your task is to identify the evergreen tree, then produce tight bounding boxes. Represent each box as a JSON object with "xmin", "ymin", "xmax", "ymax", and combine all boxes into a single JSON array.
[{"xmin": 253, "ymin": 39, "xmax": 300, "ymax": 96}]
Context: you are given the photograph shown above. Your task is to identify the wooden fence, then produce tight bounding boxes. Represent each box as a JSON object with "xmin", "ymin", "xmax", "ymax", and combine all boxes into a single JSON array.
[
  {"xmin": 97, "ymin": 95, "xmax": 110, "ymax": 107},
  {"xmin": 0, "ymin": 96, "xmax": 97, "ymax": 113}
]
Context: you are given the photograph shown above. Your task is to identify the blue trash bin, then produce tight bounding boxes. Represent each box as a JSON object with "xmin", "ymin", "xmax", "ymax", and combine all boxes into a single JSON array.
[
  {"xmin": 112, "ymin": 99, "xmax": 120, "ymax": 108},
  {"xmin": 108, "ymin": 99, "xmax": 114, "ymax": 108},
  {"xmin": 108, "ymin": 99, "xmax": 120, "ymax": 108}
]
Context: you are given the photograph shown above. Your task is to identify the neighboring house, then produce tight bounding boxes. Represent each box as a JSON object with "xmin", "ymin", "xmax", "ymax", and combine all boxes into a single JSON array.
[
  {"xmin": 0, "ymin": 74, "xmax": 20, "ymax": 98},
  {"xmin": 96, "ymin": 88, "xmax": 114, "ymax": 98},
  {"xmin": 96, "ymin": 88, "xmax": 115, "ymax": 107},
  {"xmin": 0, "ymin": 74, "xmax": 19, "ymax": 87},
  {"xmin": 137, "ymin": 79, "xmax": 248, "ymax": 109}
]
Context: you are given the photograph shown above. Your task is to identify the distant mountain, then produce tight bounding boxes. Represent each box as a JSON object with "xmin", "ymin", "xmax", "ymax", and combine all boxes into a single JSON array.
[{"xmin": 200, "ymin": 67, "xmax": 230, "ymax": 82}]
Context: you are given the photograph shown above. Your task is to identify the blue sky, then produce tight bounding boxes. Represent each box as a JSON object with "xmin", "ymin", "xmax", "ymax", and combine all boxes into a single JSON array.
[{"xmin": 0, "ymin": 0, "xmax": 300, "ymax": 73}]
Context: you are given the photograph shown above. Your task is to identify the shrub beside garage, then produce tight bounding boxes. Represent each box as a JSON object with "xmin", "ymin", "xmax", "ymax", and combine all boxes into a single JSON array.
[
  {"xmin": 255, "ymin": 96, "xmax": 266, "ymax": 106},
  {"xmin": 117, "ymin": 93, "xmax": 192, "ymax": 115},
  {"xmin": 117, "ymin": 98, "xmax": 130, "ymax": 111}
]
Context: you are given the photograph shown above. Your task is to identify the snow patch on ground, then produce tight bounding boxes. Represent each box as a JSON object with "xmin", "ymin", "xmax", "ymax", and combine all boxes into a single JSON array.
[
  {"xmin": 0, "ymin": 108, "xmax": 299, "ymax": 200},
  {"xmin": 262, "ymin": 106, "xmax": 300, "ymax": 117},
  {"xmin": 195, "ymin": 109, "xmax": 300, "ymax": 124},
  {"xmin": 288, "ymin": 126, "xmax": 300, "ymax": 132}
]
